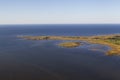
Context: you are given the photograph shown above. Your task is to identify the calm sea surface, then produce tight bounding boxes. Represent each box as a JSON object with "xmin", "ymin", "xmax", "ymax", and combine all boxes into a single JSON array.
[{"xmin": 0, "ymin": 24, "xmax": 120, "ymax": 80}]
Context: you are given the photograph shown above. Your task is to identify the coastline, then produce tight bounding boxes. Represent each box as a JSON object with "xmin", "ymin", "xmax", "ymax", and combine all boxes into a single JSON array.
[{"xmin": 18, "ymin": 34, "xmax": 120, "ymax": 56}]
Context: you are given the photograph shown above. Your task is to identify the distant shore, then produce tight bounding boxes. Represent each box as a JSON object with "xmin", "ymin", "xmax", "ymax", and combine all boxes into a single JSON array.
[{"xmin": 18, "ymin": 34, "xmax": 120, "ymax": 56}]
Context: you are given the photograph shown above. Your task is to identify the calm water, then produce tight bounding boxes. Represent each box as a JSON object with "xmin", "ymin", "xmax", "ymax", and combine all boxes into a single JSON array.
[{"xmin": 0, "ymin": 24, "xmax": 120, "ymax": 80}]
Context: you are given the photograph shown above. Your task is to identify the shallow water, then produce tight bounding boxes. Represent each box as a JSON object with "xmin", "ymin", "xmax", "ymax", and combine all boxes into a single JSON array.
[{"xmin": 0, "ymin": 24, "xmax": 120, "ymax": 80}]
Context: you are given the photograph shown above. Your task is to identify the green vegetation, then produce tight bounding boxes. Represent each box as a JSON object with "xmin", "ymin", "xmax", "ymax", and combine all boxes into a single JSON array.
[
  {"xmin": 107, "ymin": 35, "xmax": 120, "ymax": 45},
  {"xmin": 19, "ymin": 34, "xmax": 120, "ymax": 56},
  {"xmin": 58, "ymin": 42, "xmax": 80, "ymax": 48}
]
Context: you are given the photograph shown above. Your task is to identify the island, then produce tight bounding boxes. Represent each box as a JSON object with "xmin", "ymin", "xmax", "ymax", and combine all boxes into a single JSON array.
[
  {"xmin": 58, "ymin": 42, "xmax": 81, "ymax": 48},
  {"xmin": 18, "ymin": 34, "xmax": 120, "ymax": 56}
]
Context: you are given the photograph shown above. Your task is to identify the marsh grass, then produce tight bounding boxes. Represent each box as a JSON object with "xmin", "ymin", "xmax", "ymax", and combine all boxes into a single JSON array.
[
  {"xmin": 58, "ymin": 42, "xmax": 80, "ymax": 48},
  {"xmin": 19, "ymin": 34, "xmax": 120, "ymax": 56}
]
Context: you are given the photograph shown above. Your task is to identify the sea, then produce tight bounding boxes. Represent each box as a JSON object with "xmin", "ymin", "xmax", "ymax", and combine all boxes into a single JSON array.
[{"xmin": 0, "ymin": 24, "xmax": 120, "ymax": 80}]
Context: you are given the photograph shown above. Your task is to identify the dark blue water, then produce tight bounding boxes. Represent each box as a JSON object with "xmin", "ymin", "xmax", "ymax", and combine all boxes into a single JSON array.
[{"xmin": 0, "ymin": 24, "xmax": 120, "ymax": 80}]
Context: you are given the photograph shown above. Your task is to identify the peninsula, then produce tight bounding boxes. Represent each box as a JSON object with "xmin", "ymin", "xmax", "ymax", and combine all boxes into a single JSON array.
[{"xmin": 18, "ymin": 34, "xmax": 120, "ymax": 56}]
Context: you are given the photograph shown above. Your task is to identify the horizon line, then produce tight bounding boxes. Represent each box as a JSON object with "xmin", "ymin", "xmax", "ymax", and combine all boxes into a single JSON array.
[{"xmin": 0, "ymin": 23, "xmax": 120, "ymax": 25}]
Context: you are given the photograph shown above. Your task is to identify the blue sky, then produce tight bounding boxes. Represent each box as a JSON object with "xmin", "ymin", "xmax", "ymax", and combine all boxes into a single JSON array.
[{"xmin": 0, "ymin": 0, "xmax": 120, "ymax": 24}]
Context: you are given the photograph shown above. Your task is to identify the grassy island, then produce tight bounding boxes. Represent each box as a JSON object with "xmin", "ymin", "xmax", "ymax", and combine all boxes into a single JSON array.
[
  {"xmin": 58, "ymin": 42, "xmax": 80, "ymax": 48},
  {"xmin": 18, "ymin": 34, "xmax": 120, "ymax": 56}
]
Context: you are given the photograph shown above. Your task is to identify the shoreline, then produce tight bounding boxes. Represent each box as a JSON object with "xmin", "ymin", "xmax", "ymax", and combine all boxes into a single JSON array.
[{"xmin": 18, "ymin": 34, "xmax": 120, "ymax": 56}]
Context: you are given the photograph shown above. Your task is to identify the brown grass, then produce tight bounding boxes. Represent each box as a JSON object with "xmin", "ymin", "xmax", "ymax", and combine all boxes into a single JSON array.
[
  {"xmin": 58, "ymin": 42, "xmax": 80, "ymax": 48},
  {"xmin": 19, "ymin": 34, "xmax": 120, "ymax": 56}
]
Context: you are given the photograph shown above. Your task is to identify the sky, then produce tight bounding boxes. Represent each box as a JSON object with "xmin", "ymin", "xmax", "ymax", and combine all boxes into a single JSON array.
[{"xmin": 0, "ymin": 0, "xmax": 120, "ymax": 24}]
